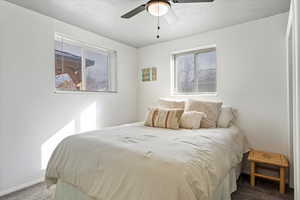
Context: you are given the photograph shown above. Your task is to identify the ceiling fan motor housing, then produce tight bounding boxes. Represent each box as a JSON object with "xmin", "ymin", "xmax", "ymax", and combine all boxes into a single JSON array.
[{"xmin": 146, "ymin": 0, "xmax": 171, "ymax": 16}]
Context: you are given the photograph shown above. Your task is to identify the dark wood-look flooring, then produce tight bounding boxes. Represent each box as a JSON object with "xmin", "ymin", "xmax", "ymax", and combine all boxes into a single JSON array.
[{"xmin": 0, "ymin": 174, "xmax": 294, "ymax": 200}]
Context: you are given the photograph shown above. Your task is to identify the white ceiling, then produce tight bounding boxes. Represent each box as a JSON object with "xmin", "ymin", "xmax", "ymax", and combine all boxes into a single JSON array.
[{"xmin": 5, "ymin": 0, "xmax": 290, "ymax": 47}]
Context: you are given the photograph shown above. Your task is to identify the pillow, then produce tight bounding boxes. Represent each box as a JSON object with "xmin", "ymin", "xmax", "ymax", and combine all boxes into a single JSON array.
[
  {"xmin": 180, "ymin": 111, "xmax": 207, "ymax": 129},
  {"xmin": 144, "ymin": 108, "xmax": 184, "ymax": 129},
  {"xmin": 144, "ymin": 107, "xmax": 159, "ymax": 127},
  {"xmin": 184, "ymin": 99, "xmax": 223, "ymax": 128},
  {"xmin": 158, "ymin": 98, "xmax": 185, "ymax": 109},
  {"xmin": 217, "ymin": 106, "xmax": 235, "ymax": 128}
]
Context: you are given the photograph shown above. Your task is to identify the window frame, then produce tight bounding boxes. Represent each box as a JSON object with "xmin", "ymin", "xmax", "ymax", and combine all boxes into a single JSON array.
[
  {"xmin": 54, "ymin": 33, "xmax": 118, "ymax": 94},
  {"xmin": 170, "ymin": 45, "xmax": 218, "ymax": 96}
]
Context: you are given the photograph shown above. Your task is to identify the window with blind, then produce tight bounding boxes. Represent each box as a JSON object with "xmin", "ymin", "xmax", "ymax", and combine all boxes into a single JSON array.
[
  {"xmin": 172, "ymin": 47, "xmax": 217, "ymax": 95},
  {"xmin": 55, "ymin": 34, "xmax": 117, "ymax": 92}
]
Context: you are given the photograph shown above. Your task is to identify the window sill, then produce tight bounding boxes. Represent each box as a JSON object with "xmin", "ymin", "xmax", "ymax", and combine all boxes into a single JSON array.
[
  {"xmin": 171, "ymin": 92, "xmax": 218, "ymax": 97},
  {"xmin": 54, "ymin": 90, "xmax": 118, "ymax": 94}
]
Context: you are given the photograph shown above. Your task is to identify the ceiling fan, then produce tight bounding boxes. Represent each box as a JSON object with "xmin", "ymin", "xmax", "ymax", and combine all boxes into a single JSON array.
[
  {"xmin": 121, "ymin": 0, "xmax": 214, "ymax": 39},
  {"xmin": 121, "ymin": 0, "xmax": 214, "ymax": 19}
]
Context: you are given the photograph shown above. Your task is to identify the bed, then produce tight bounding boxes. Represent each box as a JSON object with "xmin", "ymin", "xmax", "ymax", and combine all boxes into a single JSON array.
[{"xmin": 46, "ymin": 122, "xmax": 248, "ymax": 200}]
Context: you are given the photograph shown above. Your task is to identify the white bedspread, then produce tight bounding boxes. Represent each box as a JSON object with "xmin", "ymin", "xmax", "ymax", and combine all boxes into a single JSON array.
[{"xmin": 46, "ymin": 123, "xmax": 248, "ymax": 200}]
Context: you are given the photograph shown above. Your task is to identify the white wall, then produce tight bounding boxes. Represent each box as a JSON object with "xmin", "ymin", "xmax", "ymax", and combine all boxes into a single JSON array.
[
  {"xmin": 137, "ymin": 13, "xmax": 289, "ymax": 156},
  {"xmin": 0, "ymin": 1, "xmax": 138, "ymax": 195},
  {"xmin": 0, "ymin": 0, "xmax": 291, "ymax": 195}
]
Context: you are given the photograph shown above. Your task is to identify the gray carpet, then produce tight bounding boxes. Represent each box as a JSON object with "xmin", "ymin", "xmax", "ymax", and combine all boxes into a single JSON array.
[
  {"xmin": 0, "ymin": 183, "xmax": 53, "ymax": 200},
  {"xmin": 232, "ymin": 175, "xmax": 293, "ymax": 200},
  {"xmin": 0, "ymin": 175, "xmax": 293, "ymax": 200}
]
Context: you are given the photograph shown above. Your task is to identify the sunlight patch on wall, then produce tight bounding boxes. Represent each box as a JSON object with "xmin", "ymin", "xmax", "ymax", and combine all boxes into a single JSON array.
[
  {"xmin": 41, "ymin": 120, "xmax": 75, "ymax": 170},
  {"xmin": 80, "ymin": 102, "xmax": 97, "ymax": 132},
  {"xmin": 41, "ymin": 102, "xmax": 98, "ymax": 170}
]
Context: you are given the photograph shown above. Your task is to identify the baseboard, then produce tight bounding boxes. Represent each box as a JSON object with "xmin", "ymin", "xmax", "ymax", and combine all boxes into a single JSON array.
[{"xmin": 0, "ymin": 177, "xmax": 44, "ymax": 197}]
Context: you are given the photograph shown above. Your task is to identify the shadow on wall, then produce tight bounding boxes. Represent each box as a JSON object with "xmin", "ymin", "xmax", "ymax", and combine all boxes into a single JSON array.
[{"xmin": 41, "ymin": 102, "xmax": 97, "ymax": 170}]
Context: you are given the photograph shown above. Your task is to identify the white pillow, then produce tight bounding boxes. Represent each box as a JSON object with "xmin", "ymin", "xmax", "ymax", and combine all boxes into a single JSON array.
[
  {"xmin": 180, "ymin": 111, "xmax": 207, "ymax": 129},
  {"xmin": 217, "ymin": 106, "xmax": 235, "ymax": 128},
  {"xmin": 158, "ymin": 98, "xmax": 185, "ymax": 109}
]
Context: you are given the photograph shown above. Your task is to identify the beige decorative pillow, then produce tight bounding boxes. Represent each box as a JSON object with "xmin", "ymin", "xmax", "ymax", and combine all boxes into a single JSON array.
[
  {"xmin": 180, "ymin": 111, "xmax": 207, "ymax": 129},
  {"xmin": 158, "ymin": 98, "xmax": 185, "ymax": 109},
  {"xmin": 184, "ymin": 99, "xmax": 223, "ymax": 128},
  {"xmin": 144, "ymin": 107, "xmax": 159, "ymax": 127},
  {"xmin": 155, "ymin": 109, "xmax": 184, "ymax": 129},
  {"xmin": 144, "ymin": 108, "xmax": 183, "ymax": 129}
]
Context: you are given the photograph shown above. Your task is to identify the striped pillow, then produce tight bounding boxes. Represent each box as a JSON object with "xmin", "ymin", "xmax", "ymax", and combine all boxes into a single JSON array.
[
  {"xmin": 144, "ymin": 108, "xmax": 183, "ymax": 129},
  {"xmin": 144, "ymin": 107, "xmax": 159, "ymax": 127}
]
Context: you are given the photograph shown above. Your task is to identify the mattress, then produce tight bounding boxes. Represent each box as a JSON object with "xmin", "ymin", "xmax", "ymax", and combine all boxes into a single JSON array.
[{"xmin": 46, "ymin": 123, "xmax": 248, "ymax": 200}]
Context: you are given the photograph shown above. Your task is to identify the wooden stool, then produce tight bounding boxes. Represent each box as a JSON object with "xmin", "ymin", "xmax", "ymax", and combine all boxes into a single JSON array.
[{"xmin": 248, "ymin": 150, "xmax": 289, "ymax": 194}]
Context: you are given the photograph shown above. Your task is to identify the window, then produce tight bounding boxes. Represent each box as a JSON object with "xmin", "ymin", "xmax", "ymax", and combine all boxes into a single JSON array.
[
  {"xmin": 172, "ymin": 47, "xmax": 217, "ymax": 95},
  {"xmin": 55, "ymin": 34, "xmax": 117, "ymax": 92}
]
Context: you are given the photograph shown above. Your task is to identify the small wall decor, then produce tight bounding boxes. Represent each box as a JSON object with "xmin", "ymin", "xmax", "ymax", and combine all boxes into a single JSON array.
[
  {"xmin": 151, "ymin": 67, "xmax": 157, "ymax": 81},
  {"xmin": 142, "ymin": 67, "xmax": 157, "ymax": 82}
]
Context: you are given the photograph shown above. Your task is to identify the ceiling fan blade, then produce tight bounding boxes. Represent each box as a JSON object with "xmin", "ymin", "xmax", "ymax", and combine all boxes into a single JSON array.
[
  {"xmin": 121, "ymin": 4, "xmax": 146, "ymax": 18},
  {"xmin": 164, "ymin": 9, "xmax": 179, "ymax": 25},
  {"xmin": 172, "ymin": 0, "xmax": 214, "ymax": 3}
]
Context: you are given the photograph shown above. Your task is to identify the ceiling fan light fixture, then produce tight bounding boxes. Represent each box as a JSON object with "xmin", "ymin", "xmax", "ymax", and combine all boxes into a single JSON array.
[{"xmin": 147, "ymin": 0, "xmax": 171, "ymax": 17}]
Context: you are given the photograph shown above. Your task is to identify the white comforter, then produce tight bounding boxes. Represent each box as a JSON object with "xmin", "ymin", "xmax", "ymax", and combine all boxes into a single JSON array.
[{"xmin": 46, "ymin": 123, "xmax": 248, "ymax": 200}]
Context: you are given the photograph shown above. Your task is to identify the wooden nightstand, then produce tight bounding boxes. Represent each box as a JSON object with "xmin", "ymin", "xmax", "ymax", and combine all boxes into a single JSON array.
[{"xmin": 248, "ymin": 150, "xmax": 289, "ymax": 194}]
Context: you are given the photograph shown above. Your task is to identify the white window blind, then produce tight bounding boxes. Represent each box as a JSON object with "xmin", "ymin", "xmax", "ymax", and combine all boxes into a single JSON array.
[
  {"xmin": 54, "ymin": 34, "xmax": 117, "ymax": 93},
  {"xmin": 172, "ymin": 47, "xmax": 217, "ymax": 95}
]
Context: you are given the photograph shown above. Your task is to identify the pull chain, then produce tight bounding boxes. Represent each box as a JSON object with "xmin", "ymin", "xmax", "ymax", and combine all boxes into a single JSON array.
[
  {"xmin": 156, "ymin": 0, "xmax": 160, "ymax": 39},
  {"xmin": 157, "ymin": 16, "xmax": 160, "ymax": 39}
]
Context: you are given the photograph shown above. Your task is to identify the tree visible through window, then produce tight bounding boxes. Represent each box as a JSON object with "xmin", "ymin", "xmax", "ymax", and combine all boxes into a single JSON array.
[
  {"xmin": 173, "ymin": 47, "xmax": 217, "ymax": 94},
  {"xmin": 55, "ymin": 35, "xmax": 117, "ymax": 92}
]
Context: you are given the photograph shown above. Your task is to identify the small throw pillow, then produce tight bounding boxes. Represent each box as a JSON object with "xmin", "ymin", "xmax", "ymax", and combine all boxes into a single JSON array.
[
  {"xmin": 180, "ymin": 111, "xmax": 207, "ymax": 129},
  {"xmin": 185, "ymin": 99, "xmax": 223, "ymax": 128},
  {"xmin": 217, "ymin": 106, "xmax": 235, "ymax": 128},
  {"xmin": 158, "ymin": 98, "xmax": 185, "ymax": 109},
  {"xmin": 144, "ymin": 108, "xmax": 184, "ymax": 129},
  {"xmin": 144, "ymin": 107, "xmax": 159, "ymax": 127}
]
